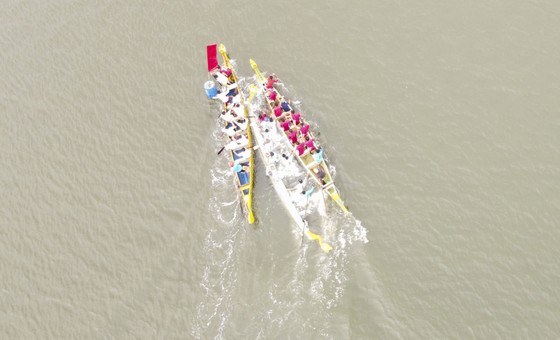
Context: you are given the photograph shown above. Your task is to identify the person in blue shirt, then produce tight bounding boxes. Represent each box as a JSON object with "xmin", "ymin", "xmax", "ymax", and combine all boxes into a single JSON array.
[
  {"xmin": 229, "ymin": 161, "xmax": 249, "ymax": 173},
  {"xmin": 312, "ymin": 147, "xmax": 324, "ymax": 163}
]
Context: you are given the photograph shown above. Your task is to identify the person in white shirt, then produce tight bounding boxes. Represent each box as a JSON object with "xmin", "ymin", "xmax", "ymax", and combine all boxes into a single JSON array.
[
  {"xmin": 234, "ymin": 148, "xmax": 251, "ymax": 160},
  {"xmin": 222, "ymin": 124, "xmax": 237, "ymax": 137},
  {"xmin": 213, "ymin": 72, "xmax": 229, "ymax": 85},
  {"xmin": 219, "ymin": 110, "xmax": 236, "ymax": 122},
  {"xmin": 234, "ymin": 118, "xmax": 247, "ymax": 131},
  {"xmin": 232, "ymin": 103, "xmax": 244, "ymax": 116},
  {"xmin": 225, "ymin": 135, "xmax": 248, "ymax": 150}
]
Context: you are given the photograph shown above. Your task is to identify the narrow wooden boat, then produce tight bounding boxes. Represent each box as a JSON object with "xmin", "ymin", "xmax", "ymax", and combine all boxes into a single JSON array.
[
  {"xmin": 249, "ymin": 59, "xmax": 349, "ymax": 214},
  {"xmin": 245, "ymin": 85, "xmax": 332, "ymax": 252},
  {"xmin": 207, "ymin": 44, "xmax": 255, "ymax": 223}
]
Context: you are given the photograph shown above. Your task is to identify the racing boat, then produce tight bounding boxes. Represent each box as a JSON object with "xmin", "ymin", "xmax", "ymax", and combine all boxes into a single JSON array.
[
  {"xmin": 206, "ymin": 44, "xmax": 255, "ymax": 224},
  {"xmin": 245, "ymin": 85, "xmax": 332, "ymax": 252},
  {"xmin": 249, "ymin": 59, "xmax": 349, "ymax": 214}
]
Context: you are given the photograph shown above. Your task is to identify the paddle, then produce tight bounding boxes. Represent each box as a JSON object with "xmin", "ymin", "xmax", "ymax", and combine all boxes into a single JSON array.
[
  {"xmin": 217, "ymin": 144, "xmax": 259, "ymax": 156},
  {"xmin": 301, "ymin": 181, "xmax": 312, "ymax": 246},
  {"xmin": 306, "ymin": 229, "xmax": 333, "ymax": 253}
]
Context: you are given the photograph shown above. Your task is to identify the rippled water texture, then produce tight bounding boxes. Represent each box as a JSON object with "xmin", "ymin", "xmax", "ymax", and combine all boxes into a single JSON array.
[{"xmin": 2, "ymin": 1, "xmax": 560, "ymax": 339}]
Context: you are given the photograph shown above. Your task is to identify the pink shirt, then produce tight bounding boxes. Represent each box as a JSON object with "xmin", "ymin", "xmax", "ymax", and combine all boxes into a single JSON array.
[
  {"xmin": 288, "ymin": 130, "xmax": 298, "ymax": 144},
  {"xmin": 269, "ymin": 90, "xmax": 277, "ymax": 101},
  {"xmin": 280, "ymin": 120, "xmax": 291, "ymax": 131},
  {"xmin": 305, "ymin": 139, "xmax": 317, "ymax": 151},
  {"xmin": 220, "ymin": 67, "xmax": 232, "ymax": 77},
  {"xmin": 266, "ymin": 78, "xmax": 278, "ymax": 89},
  {"xmin": 296, "ymin": 143, "xmax": 306, "ymax": 156},
  {"xmin": 300, "ymin": 124, "xmax": 310, "ymax": 135},
  {"xmin": 292, "ymin": 113, "xmax": 301, "ymax": 125},
  {"xmin": 274, "ymin": 106, "xmax": 283, "ymax": 117}
]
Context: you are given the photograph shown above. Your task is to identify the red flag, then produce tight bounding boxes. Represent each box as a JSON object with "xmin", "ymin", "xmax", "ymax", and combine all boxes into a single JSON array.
[{"xmin": 206, "ymin": 44, "xmax": 218, "ymax": 72}]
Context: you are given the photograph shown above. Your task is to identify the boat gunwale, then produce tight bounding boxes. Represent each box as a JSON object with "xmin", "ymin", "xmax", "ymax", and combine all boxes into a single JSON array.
[
  {"xmin": 211, "ymin": 44, "xmax": 255, "ymax": 223},
  {"xmin": 249, "ymin": 59, "xmax": 348, "ymax": 214}
]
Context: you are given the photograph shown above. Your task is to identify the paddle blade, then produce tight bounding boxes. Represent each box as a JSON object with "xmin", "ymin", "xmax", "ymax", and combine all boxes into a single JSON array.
[
  {"xmin": 320, "ymin": 242, "xmax": 333, "ymax": 253},
  {"xmin": 306, "ymin": 230, "xmax": 333, "ymax": 253},
  {"xmin": 247, "ymin": 84, "xmax": 258, "ymax": 103}
]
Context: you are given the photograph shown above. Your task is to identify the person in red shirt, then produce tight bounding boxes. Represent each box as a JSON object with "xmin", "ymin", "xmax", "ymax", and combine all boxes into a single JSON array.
[
  {"xmin": 300, "ymin": 124, "xmax": 310, "ymax": 135},
  {"xmin": 268, "ymin": 90, "xmax": 277, "ymax": 101},
  {"xmin": 220, "ymin": 66, "xmax": 232, "ymax": 77},
  {"xmin": 305, "ymin": 139, "xmax": 317, "ymax": 151},
  {"xmin": 291, "ymin": 111, "xmax": 301, "ymax": 125},
  {"xmin": 265, "ymin": 75, "xmax": 278, "ymax": 89},
  {"xmin": 296, "ymin": 142, "xmax": 306, "ymax": 156},
  {"xmin": 288, "ymin": 129, "xmax": 298, "ymax": 144},
  {"xmin": 280, "ymin": 119, "xmax": 291, "ymax": 131},
  {"xmin": 273, "ymin": 105, "xmax": 283, "ymax": 118}
]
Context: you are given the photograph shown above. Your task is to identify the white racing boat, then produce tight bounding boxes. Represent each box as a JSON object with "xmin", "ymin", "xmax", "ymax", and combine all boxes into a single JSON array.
[
  {"xmin": 246, "ymin": 85, "xmax": 332, "ymax": 252},
  {"xmin": 250, "ymin": 60, "xmax": 349, "ymax": 214}
]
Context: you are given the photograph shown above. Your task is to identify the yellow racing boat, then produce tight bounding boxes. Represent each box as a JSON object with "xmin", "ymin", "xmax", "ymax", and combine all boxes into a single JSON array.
[{"xmin": 207, "ymin": 44, "xmax": 255, "ymax": 223}]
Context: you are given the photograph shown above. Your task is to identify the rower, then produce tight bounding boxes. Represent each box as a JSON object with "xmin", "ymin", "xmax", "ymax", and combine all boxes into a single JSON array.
[
  {"xmin": 225, "ymin": 135, "xmax": 249, "ymax": 150},
  {"xmin": 288, "ymin": 129, "xmax": 298, "ymax": 144},
  {"xmin": 232, "ymin": 103, "xmax": 244, "ymax": 116},
  {"xmin": 313, "ymin": 166, "xmax": 327, "ymax": 186},
  {"xmin": 213, "ymin": 71, "xmax": 229, "ymax": 86},
  {"xmin": 312, "ymin": 147, "xmax": 324, "ymax": 163},
  {"xmin": 292, "ymin": 111, "xmax": 301, "ymax": 125},
  {"xmin": 233, "ymin": 118, "xmax": 248, "ymax": 131},
  {"xmin": 279, "ymin": 118, "xmax": 292, "ymax": 132},
  {"xmin": 220, "ymin": 66, "xmax": 232, "ymax": 77},
  {"xmin": 229, "ymin": 161, "xmax": 249, "ymax": 173},
  {"xmin": 220, "ymin": 110, "xmax": 236, "ymax": 122},
  {"xmin": 281, "ymin": 101, "xmax": 291, "ymax": 112},
  {"xmin": 234, "ymin": 148, "xmax": 251, "ymax": 160},
  {"xmin": 222, "ymin": 124, "xmax": 238, "ymax": 137},
  {"xmin": 268, "ymin": 89, "xmax": 278, "ymax": 101},
  {"xmin": 273, "ymin": 105, "xmax": 283, "ymax": 118},
  {"xmin": 265, "ymin": 74, "xmax": 278, "ymax": 89},
  {"xmin": 214, "ymin": 91, "xmax": 229, "ymax": 103}
]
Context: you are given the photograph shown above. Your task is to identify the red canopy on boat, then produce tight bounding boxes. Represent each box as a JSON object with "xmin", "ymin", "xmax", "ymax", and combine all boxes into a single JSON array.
[{"xmin": 206, "ymin": 44, "xmax": 218, "ymax": 72}]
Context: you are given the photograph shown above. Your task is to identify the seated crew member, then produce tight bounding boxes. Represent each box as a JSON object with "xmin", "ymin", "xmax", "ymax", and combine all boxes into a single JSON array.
[
  {"xmin": 305, "ymin": 139, "xmax": 317, "ymax": 151},
  {"xmin": 229, "ymin": 161, "xmax": 249, "ymax": 173},
  {"xmin": 220, "ymin": 110, "xmax": 236, "ymax": 122},
  {"xmin": 225, "ymin": 135, "xmax": 248, "ymax": 150},
  {"xmin": 213, "ymin": 71, "xmax": 229, "ymax": 86},
  {"xmin": 234, "ymin": 118, "xmax": 248, "ymax": 130},
  {"xmin": 222, "ymin": 124, "xmax": 237, "ymax": 137},
  {"xmin": 265, "ymin": 74, "xmax": 278, "ymax": 89},
  {"xmin": 291, "ymin": 111, "xmax": 301, "ymax": 125},
  {"xmin": 296, "ymin": 142, "xmax": 306, "ymax": 156},
  {"xmin": 288, "ymin": 129, "xmax": 298, "ymax": 144},
  {"xmin": 315, "ymin": 166, "xmax": 327, "ymax": 185},
  {"xmin": 232, "ymin": 103, "xmax": 244, "ymax": 116},
  {"xmin": 273, "ymin": 105, "xmax": 283, "ymax": 118},
  {"xmin": 220, "ymin": 66, "xmax": 232, "ymax": 77},
  {"xmin": 268, "ymin": 90, "xmax": 277, "ymax": 101},
  {"xmin": 234, "ymin": 148, "xmax": 251, "ymax": 160},
  {"xmin": 280, "ymin": 118, "xmax": 292, "ymax": 132},
  {"xmin": 312, "ymin": 147, "xmax": 324, "ymax": 163}
]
